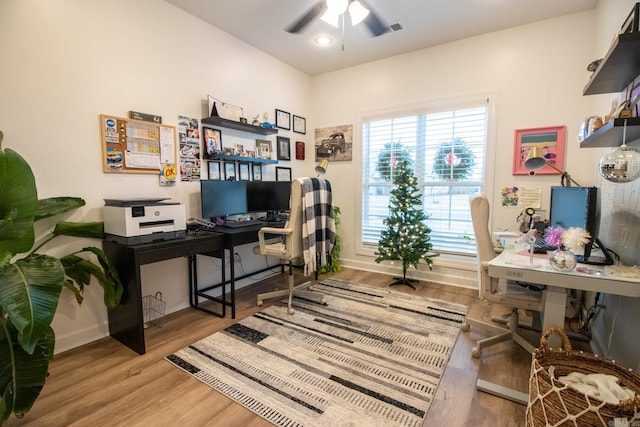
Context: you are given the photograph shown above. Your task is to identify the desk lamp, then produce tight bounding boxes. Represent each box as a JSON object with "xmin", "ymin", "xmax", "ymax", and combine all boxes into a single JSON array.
[
  {"xmin": 315, "ymin": 159, "xmax": 329, "ymax": 176},
  {"xmin": 524, "ymin": 146, "xmax": 582, "ymax": 187}
]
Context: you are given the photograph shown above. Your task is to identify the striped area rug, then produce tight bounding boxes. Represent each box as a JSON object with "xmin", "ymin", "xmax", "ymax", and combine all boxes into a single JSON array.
[{"xmin": 167, "ymin": 278, "xmax": 468, "ymax": 427}]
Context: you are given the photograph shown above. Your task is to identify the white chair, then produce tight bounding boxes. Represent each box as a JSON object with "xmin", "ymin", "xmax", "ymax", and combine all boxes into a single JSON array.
[
  {"xmin": 464, "ymin": 193, "xmax": 545, "ymax": 357},
  {"xmin": 464, "ymin": 193, "xmax": 546, "ymax": 404},
  {"xmin": 256, "ymin": 178, "xmax": 334, "ymax": 314}
]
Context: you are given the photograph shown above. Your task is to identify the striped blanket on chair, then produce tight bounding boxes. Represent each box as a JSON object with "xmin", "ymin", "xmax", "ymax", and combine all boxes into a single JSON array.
[{"xmin": 297, "ymin": 177, "xmax": 336, "ymax": 275}]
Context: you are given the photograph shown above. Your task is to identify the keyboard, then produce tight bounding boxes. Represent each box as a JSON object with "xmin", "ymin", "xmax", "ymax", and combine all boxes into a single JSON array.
[
  {"xmin": 533, "ymin": 236, "xmax": 557, "ymax": 252},
  {"xmin": 223, "ymin": 219, "xmax": 264, "ymax": 228}
]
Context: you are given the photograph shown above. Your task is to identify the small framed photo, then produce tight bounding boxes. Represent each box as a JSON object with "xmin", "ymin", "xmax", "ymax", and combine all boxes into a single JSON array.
[
  {"xmin": 276, "ymin": 166, "xmax": 292, "ymax": 182},
  {"xmin": 277, "ymin": 136, "xmax": 291, "ymax": 161},
  {"xmin": 252, "ymin": 164, "xmax": 262, "ymax": 181},
  {"xmin": 256, "ymin": 139, "xmax": 272, "ymax": 159},
  {"xmin": 293, "ymin": 115, "xmax": 306, "ymax": 134},
  {"xmin": 203, "ymin": 127, "xmax": 222, "ymax": 159},
  {"xmin": 295, "ymin": 141, "xmax": 305, "ymax": 160},
  {"xmin": 238, "ymin": 163, "xmax": 250, "ymax": 181},
  {"xmin": 512, "ymin": 126, "xmax": 566, "ymax": 175},
  {"xmin": 224, "ymin": 162, "xmax": 236, "ymax": 180},
  {"xmin": 208, "ymin": 161, "xmax": 221, "ymax": 180},
  {"xmin": 275, "ymin": 109, "xmax": 290, "ymax": 130}
]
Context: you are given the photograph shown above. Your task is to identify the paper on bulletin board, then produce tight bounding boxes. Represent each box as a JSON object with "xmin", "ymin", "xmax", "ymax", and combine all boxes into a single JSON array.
[{"xmin": 501, "ymin": 186, "xmax": 541, "ymax": 208}]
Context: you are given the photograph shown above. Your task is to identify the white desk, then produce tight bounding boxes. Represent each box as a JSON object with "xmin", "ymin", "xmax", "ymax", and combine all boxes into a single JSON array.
[
  {"xmin": 480, "ymin": 251, "xmax": 640, "ymax": 404},
  {"xmin": 489, "ymin": 250, "xmax": 640, "ymax": 346}
]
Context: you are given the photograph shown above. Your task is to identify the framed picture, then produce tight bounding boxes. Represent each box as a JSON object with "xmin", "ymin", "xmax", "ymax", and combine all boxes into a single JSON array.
[
  {"xmin": 314, "ymin": 124, "xmax": 353, "ymax": 162},
  {"xmin": 238, "ymin": 163, "xmax": 250, "ymax": 181},
  {"xmin": 277, "ymin": 136, "xmax": 291, "ymax": 161},
  {"xmin": 276, "ymin": 166, "xmax": 292, "ymax": 182},
  {"xmin": 202, "ymin": 127, "xmax": 222, "ymax": 159},
  {"xmin": 512, "ymin": 126, "xmax": 566, "ymax": 175},
  {"xmin": 293, "ymin": 115, "xmax": 306, "ymax": 134},
  {"xmin": 208, "ymin": 161, "xmax": 221, "ymax": 180},
  {"xmin": 224, "ymin": 162, "xmax": 236, "ymax": 180},
  {"xmin": 295, "ymin": 141, "xmax": 305, "ymax": 160},
  {"xmin": 256, "ymin": 139, "xmax": 272, "ymax": 159},
  {"xmin": 275, "ymin": 109, "xmax": 290, "ymax": 130},
  {"xmin": 252, "ymin": 164, "xmax": 262, "ymax": 181}
]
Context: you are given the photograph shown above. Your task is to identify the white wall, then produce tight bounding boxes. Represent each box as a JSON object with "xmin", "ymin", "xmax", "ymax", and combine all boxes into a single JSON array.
[
  {"xmin": 588, "ymin": 0, "xmax": 640, "ymax": 370},
  {"xmin": 0, "ymin": 0, "xmax": 314, "ymax": 353},
  {"xmin": 310, "ymin": 11, "xmax": 599, "ymax": 284}
]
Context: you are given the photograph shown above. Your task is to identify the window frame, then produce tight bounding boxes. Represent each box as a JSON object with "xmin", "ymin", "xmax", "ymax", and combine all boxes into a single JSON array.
[{"xmin": 355, "ymin": 93, "xmax": 498, "ymax": 258}]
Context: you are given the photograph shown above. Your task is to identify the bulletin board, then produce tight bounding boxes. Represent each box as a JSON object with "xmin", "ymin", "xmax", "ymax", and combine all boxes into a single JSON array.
[{"xmin": 100, "ymin": 114, "xmax": 177, "ymax": 174}]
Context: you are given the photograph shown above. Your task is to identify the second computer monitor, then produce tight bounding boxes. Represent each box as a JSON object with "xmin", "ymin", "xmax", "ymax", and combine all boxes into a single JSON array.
[
  {"xmin": 247, "ymin": 181, "xmax": 291, "ymax": 220},
  {"xmin": 549, "ymin": 186, "xmax": 598, "ymax": 256}
]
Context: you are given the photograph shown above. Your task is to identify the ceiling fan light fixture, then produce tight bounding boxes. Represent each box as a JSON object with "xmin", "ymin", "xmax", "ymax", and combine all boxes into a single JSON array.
[
  {"xmin": 348, "ymin": 1, "xmax": 369, "ymax": 25},
  {"xmin": 326, "ymin": 0, "xmax": 348, "ymax": 15},
  {"xmin": 320, "ymin": 11, "xmax": 341, "ymax": 28}
]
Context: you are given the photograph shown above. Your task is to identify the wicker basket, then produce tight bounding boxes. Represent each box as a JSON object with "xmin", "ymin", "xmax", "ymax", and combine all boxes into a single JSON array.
[{"xmin": 526, "ymin": 327, "xmax": 640, "ymax": 426}]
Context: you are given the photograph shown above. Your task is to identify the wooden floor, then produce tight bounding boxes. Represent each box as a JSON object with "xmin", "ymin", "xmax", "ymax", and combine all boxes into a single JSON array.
[{"xmin": 7, "ymin": 267, "xmax": 589, "ymax": 427}]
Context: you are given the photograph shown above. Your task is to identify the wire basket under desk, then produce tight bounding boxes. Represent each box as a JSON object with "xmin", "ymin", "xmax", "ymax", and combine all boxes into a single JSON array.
[{"xmin": 142, "ymin": 292, "xmax": 166, "ymax": 327}]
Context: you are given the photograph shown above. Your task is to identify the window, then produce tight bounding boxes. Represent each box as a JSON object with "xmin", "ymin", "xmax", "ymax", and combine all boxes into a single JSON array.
[{"xmin": 361, "ymin": 99, "xmax": 489, "ymax": 255}]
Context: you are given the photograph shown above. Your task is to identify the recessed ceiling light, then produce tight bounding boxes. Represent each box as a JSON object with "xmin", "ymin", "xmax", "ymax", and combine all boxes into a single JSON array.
[{"xmin": 314, "ymin": 35, "xmax": 334, "ymax": 46}]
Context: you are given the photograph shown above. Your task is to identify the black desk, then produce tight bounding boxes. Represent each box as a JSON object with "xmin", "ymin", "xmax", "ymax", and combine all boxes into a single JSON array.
[
  {"xmin": 192, "ymin": 223, "xmax": 284, "ymax": 319},
  {"xmin": 103, "ymin": 233, "xmax": 224, "ymax": 355}
]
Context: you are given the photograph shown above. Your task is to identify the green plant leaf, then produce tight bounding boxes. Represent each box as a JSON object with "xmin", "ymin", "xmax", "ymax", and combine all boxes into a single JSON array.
[
  {"xmin": 61, "ymin": 247, "xmax": 123, "ymax": 308},
  {"xmin": 52, "ymin": 221, "xmax": 104, "ymax": 239},
  {"xmin": 0, "ymin": 321, "xmax": 53, "ymax": 422},
  {"xmin": 0, "ymin": 254, "xmax": 64, "ymax": 354},
  {"xmin": 34, "ymin": 197, "xmax": 85, "ymax": 222},
  {"xmin": 0, "ymin": 146, "xmax": 38, "ymax": 263}
]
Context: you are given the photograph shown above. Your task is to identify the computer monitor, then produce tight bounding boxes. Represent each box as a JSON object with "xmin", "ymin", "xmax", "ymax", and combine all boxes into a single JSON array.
[
  {"xmin": 200, "ymin": 180, "xmax": 247, "ymax": 220},
  {"xmin": 247, "ymin": 181, "xmax": 291, "ymax": 221},
  {"xmin": 549, "ymin": 186, "xmax": 598, "ymax": 258}
]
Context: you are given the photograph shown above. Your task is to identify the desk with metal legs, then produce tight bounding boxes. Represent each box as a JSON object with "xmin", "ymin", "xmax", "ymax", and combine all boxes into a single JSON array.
[
  {"xmin": 192, "ymin": 223, "xmax": 285, "ymax": 319},
  {"xmin": 481, "ymin": 250, "xmax": 640, "ymax": 404}
]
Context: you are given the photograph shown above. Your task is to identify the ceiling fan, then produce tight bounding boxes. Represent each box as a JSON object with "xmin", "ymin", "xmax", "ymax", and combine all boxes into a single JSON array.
[{"xmin": 286, "ymin": 0, "xmax": 389, "ymax": 37}]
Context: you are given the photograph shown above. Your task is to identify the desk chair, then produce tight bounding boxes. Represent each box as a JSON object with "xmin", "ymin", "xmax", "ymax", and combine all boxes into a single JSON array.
[
  {"xmin": 256, "ymin": 177, "xmax": 335, "ymax": 314},
  {"xmin": 464, "ymin": 193, "xmax": 545, "ymax": 358},
  {"xmin": 464, "ymin": 193, "xmax": 546, "ymax": 404}
]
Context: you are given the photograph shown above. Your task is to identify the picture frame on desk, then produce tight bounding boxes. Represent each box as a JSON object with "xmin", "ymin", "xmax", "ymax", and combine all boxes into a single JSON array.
[
  {"xmin": 238, "ymin": 163, "xmax": 250, "ymax": 181},
  {"xmin": 224, "ymin": 162, "xmax": 236, "ymax": 180},
  {"xmin": 208, "ymin": 161, "xmax": 221, "ymax": 180},
  {"xmin": 276, "ymin": 166, "xmax": 292, "ymax": 182},
  {"xmin": 277, "ymin": 136, "xmax": 291, "ymax": 161},
  {"xmin": 512, "ymin": 125, "xmax": 565, "ymax": 175}
]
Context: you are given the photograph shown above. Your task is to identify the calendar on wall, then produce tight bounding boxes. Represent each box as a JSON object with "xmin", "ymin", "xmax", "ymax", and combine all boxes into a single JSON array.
[{"xmin": 100, "ymin": 114, "xmax": 177, "ymax": 174}]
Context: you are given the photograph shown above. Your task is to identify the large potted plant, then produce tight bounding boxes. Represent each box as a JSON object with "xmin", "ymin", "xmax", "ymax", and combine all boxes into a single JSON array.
[{"xmin": 0, "ymin": 130, "xmax": 123, "ymax": 423}]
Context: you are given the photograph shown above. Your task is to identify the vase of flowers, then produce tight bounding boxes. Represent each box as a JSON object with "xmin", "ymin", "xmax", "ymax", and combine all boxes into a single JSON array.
[{"xmin": 543, "ymin": 226, "xmax": 591, "ymax": 272}]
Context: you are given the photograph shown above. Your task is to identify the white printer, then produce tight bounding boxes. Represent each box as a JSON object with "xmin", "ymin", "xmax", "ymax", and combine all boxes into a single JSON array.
[{"xmin": 103, "ymin": 198, "xmax": 186, "ymax": 245}]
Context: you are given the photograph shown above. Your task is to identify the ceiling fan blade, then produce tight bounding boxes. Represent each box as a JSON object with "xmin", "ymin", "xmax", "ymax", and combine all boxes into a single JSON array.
[
  {"xmin": 286, "ymin": 2, "xmax": 328, "ymax": 34},
  {"xmin": 360, "ymin": 1, "xmax": 389, "ymax": 37},
  {"xmin": 363, "ymin": 11, "xmax": 389, "ymax": 36}
]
